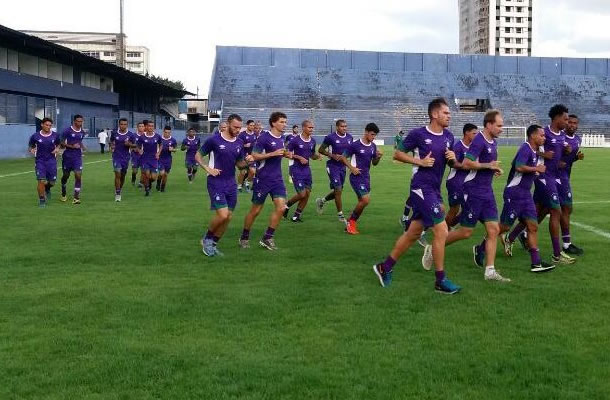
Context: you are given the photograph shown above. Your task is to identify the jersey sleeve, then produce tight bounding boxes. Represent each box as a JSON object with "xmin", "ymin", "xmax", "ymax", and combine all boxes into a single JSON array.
[
  {"xmin": 199, "ymin": 137, "xmax": 214, "ymax": 156},
  {"xmin": 321, "ymin": 134, "xmax": 332, "ymax": 148},
  {"xmin": 53, "ymin": 134, "xmax": 61, "ymax": 146},
  {"xmin": 464, "ymin": 136, "xmax": 484, "ymax": 161},
  {"xmin": 28, "ymin": 134, "xmax": 37, "ymax": 148},
  {"xmin": 181, "ymin": 138, "xmax": 188, "ymax": 146},
  {"xmin": 398, "ymin": 129, "xmax": 419, "ymax": 153},
  {"xmin": 514, "ymin": 145, "xmax": 531, "ymax": 167},
  {"xmin": 252, "ymin": 135, "xmax": 266, "ymax": 154}
]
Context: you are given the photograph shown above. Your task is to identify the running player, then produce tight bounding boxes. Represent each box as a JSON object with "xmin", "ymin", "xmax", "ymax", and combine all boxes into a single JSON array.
[
  {"xmin": 29, "ymin": 118, "xmax": 60, "ymax": 207},
  {"xmin": 240, "ymin": 112, "xmax": 293, "ymax": 250},
  {"xmin": 498, "ymin": 125, "xmax": 555, "ymax": 272},
  {"xmin": 344, "ymin": 123, "xmax": 383, "ymax": 234},
  {"xmin": 110, "ymin": 118, "xmax": 135, "ymax": 201},
  {"xmin": 558, "ymin": 114, "xmax": 584, "ymax": 255},
  {"xmin": 315, "ymin": 119, "xmax": 353, "ymax": 224},
  {"xmin": 444, "ymin": 123, "xmax": 477, "ymax": 228},
  {"xmin": 131, "ymin": 121, "xmax": 145, "ymax": 186},
  {"xmin": 136, "ymin": 120, "xmax": 161, "ymax": 196},
  {"xmin": 372, "ymin": 98, "xmax": 460, "ymax": 294},
  {"xmin": 507, "ymin": 104, "xmax": 576, "ymax": 265},
  {"xmin": 156, "ymin": 125, "xmax": 177, "ymax": 192},
  {"xmin": 394, "ymin": 130, "xmax": 404, "ymax": 150},
  {"xmin": 181, "ymin": 128, "xmax": 201, "ymax": 183},
  {"xmin": 423, "ymin": 110, "xmax": 510, "ymax": 282},
  {"xmin": 237, "ymin": 120, "xmax": 257, "ymax": 192},
  {"xmin": 283, "ymin": 119, "xmax": 320, "ymax": 222},
  {"xmin": 285, "ymin": 124, "xmax": 300, "ymax": 184},
  {"xmin": 60, "ymin": 114, "xmax": 86, "ymax": 204},
  {"xmin": 197, "ymin": 114, "xmax": 251, "ymax": 256}
]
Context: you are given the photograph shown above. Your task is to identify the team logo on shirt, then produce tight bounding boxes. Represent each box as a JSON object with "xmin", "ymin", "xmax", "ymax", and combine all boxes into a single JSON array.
[
  {"xmin": 271, "ymin": 142, "xmax": 276, "ymax": 146},
  {"xmin": 487, "ymin": 147, "xmax": 492, "ymax": 153},
  {"xmin": 510, "ymin": 213, "xmax": 515, "ymax": 219},
  {"xmin": 425, "ymin": 139, "xmax": 432, "ymax": 144},
  {"xmin": 551, "ymin": 139, "xmax": 557, "ymax": 144},
  {"xmin": 219, "ymin": 145, "xmax": 226, "ymax": 150},
  {"xmin": 299, "ymin": 145, "xmax": 304, "ymax": 148},
  {"xmin": 360, "ymin": 149, "xmax": 365, "ymax": 154},
  {"xmin": 336, "ymin": 140, "xmax": 340, "ymax": 143}
]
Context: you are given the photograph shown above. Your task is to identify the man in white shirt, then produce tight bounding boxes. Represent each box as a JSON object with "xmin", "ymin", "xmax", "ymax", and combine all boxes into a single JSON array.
[{"xmin": 98, "ymin": 129, "xmax": 109, "ymax": 153}]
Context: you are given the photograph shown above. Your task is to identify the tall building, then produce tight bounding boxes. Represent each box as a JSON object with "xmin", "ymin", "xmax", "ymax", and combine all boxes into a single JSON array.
[
  {"xmin": 459, "ymin": 0, "xmax": 534, "ymax": 56},
  {"xmin": 20, "ymin": 30, "xmax": 150, "ymax": 74}
]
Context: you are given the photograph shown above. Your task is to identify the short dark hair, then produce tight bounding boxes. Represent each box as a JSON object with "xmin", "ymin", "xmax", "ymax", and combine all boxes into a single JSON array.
[
  {"xmin": 73, "ymin": 114, "xmax": 83, "ymax": 121},
  {"xmin": 335, "ymin": 119, "xmax": 347, "ymax": 127},
  {"xmin": 137, "ymin": 121, "xmax": 144, "ymax": 126},
  {"xmin": 118, "ymin": 118, "xmax": 128, "ymax": 123},
  {"xmin": 163, "ymin": 125, "xmax": 171, "ymax": 131},
  {"xmin": 269, "ymin": 111, "xmax": 287, "ymax": 127},
  {"xmin": 527, "ymin": 124, "xmax": 543, "ymax": 138},
  {"xmin": 187, "ymin": 127, "xmax": 196, "ymax": 132},
  {"xmin": 365, "ymin": 122, "xmax": 379, "ymax": 134},
  {"xmin": 292, "ymin": 124, "xmax": 298, "ymax": 129},
  {"xmin": 302, "ymin": 119, "xmax": 313, "ymax": 128},
  {"xmin": 227, "ymin": 114, "xmax": 242, "ymax": 123},
  {"xmin": 246, "ymin": 119, "xmax": 254, "ymax": 125},
  {"xmin": 549, "ymin": 104, "xmax": 569, "ymax": 120},
  {"xmin": 568, "ymin": 114, "xmax": 579, "ymax": 119},
  {"xmin": 463, "ymin": 123, "xmax": 478, "ymax": 135},
  {"xmin": 483, "ymin": 110, "xmax": 502, "ymax": 127},
  {"xmin": 428, "ymin": 97, "xmax": 448, "ymax": 119},
  {"xmin": 41, "ymin": 117, "xmax": 53, "ymax": 124}
]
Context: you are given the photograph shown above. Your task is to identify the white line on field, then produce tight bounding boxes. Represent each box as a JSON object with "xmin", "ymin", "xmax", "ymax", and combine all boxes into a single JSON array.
[
  {"xmin": 573, "ymin": 200, "xmax": 610, "ymax": 204},
  {"xmin": 0, "ymin": 159, "xmax": 110, "ymax": 178},
  {"xmin": 572, "ymin": 221, "xmax": 610, "ymax": 240}
]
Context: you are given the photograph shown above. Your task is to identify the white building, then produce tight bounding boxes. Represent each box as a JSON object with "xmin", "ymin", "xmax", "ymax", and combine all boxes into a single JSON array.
[
  {"xmin": 458, "ymin": 0, "xmax": 535, "ymax": 56},
  {"xmin": 21, "ymin": 30, "xmax": 150, "ymax": 74}
]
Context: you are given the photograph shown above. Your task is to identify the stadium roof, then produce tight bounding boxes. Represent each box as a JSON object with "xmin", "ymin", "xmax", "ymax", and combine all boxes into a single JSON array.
[{"xmin": 0, "ymin": 24, "xmax": 190, "ymax": 98}]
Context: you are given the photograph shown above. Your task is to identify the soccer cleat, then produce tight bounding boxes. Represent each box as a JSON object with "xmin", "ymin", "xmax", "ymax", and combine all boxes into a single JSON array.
[
  {"xmin": 72, "ymin": 198, "xmax": 81, "ymax": 205},
  {"xmin": 60, "ymin": 195, "xmax": 67, "ymax": 202},
  {"xmin": 484, "ymin": 268, "xmax": 511, "ymax": 282},
  {"xmin": 145, "ymin": 190, "xmax": 150, "ymax": 197},
  {"xmin": 38, "ymin": 200, "xmax": 46, "ymax": 208},
  {"xmin": 259, "ymin": 238, "xmax": 277, "ymax": 251},
  {"xmin": 517, "ymin": 231, "xmax": 529, "ymax": 250},
  {"xmin": 338, "ymin": 213, "xmax": 347, "ymax": 225},
  {"xmin": 283, "ymin": 207, "xmax": 289, "ymax": 219},
  {"xmin": 472, "ymin": 245, "xmax": 485, "ymax": 268},
  {"xmin": 563, "ymin": 244, "xmax": 584, "ymax": 256},
  {"xmin": 552, "ymin": 251, "xmax": 576, "ymax": 265},
  {"xmin": 291, "ymin": 216, "xmax": 304, "ymax": 223},
  {"xmin": 315, "ymin": 198, "xmax": 324, "ymax": 215},
  {"xmin": 201, "ymin": 238, "xmax": 215, "ymax": 257},
  {"xmin": 115, "ymin": 194, "xmax": 122, "ymax": 202},
  {"xmin": 435, "ymin": 278, "xmax": 461, "ymax": 294},
  {"xmin": 500, "ymin": 233, "xmax": 513, "ymax": 257},
  {"xmin": 213, "ymin": 245, "xmax": 224, "ymax": 257},
  {"xmin": 417, "ymin": 231, "xmax": 428, "ymax": 247},
  {"xmin": 238, "ymin": 239, "xmax": 250, "ymax": 249},
  {"xmin": 421, "ymin": 244, "xmax": 433, "ymax": 270},
  {"xmin": 531, "ymin": 261, "xmax": 555, "ymax": 273},
  {"xmin": 373, "ymin": 264, "xmax": 392, "ymax": 288},
  {"xmin": 345, "ymin": 219, "xmax": 359, "ymax": 235}
]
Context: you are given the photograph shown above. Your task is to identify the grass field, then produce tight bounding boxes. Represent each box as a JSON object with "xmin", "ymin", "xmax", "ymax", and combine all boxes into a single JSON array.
[{"xmin": 1, "ymin": 145, "xmax": 609, "ymax": 399}]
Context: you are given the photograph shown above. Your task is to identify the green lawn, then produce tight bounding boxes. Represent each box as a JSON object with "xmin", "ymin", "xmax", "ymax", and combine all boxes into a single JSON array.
[{"xmin": 1, "ymin": 146, "xmax": 609, "ymax": 399}]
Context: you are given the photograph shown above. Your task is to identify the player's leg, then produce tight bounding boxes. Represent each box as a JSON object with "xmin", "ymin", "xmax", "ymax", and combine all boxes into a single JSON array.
[
  {"xmin": 240, "ymin": 195, "xmax": 264, "ymax": 249},
  {"xmin": 559, "ymin": 180, "xmax": 582, "ymax": 255},
  {"xmin": 237, "ymin": 168, "xmax": 246, "ymax": 191},
  {"xmin": 60, "ymin": 168, "xmax": 71, "ymax": 201},
  {"xmin": 523, "ymin": 218, "xmax": 555, "ymax": 272},
  {"xmin": 191, "ymin": 165, "xmax": 198, "ymax": 181},
  {"xmin": 316, "ymin": 167, "xmax": 339, "ymax": 215},
  {"xmin": 246, "ymin": 167, "xmax": 255, "ymax": 191},
  {"xmin": 347, "ymin": 193, "xmax": 369, "ymax": 235},
  {"xmin": 481, "ymin": 221, "xmax": 509, "ymax": 282},
  {"xmin": 292, "ymin": 188, "xmax": 310, "ymax": 222},
  {"xmin": 156, "ymin": 170, "xmax": 164, "ymax": 191},
  {"xmin": 142, "ymin": 168, "xmax": 151, "ymax": 196},
  {"xmin": 260, "ymin": 192, "xmax": 286, "ymax": 250}
]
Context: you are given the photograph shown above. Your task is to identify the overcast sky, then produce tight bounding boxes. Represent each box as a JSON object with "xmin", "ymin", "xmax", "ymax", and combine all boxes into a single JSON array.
[{"xmin": 2, "ymin": 0, "xmax": 610, "ymax": 94}]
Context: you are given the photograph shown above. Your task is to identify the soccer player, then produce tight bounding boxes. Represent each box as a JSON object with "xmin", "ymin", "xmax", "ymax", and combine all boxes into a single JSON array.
[
  {"xmin": 156, "ymin": 125, "xmax": 177, "ymax": 192},
  {"xmin": 344, "ymin": 123, "xmax": 383, "ymax": 234},
  {"xmin": 136, "ymin": 120, "xmax": 161, "ymax": 196},
  {"xmin": 253, "ymin": 121, "xmax": 264, "ymax": 138},
  {"xmin": 60, "ymin": 114, "xmax": 86, "ymax": 204},
  {"xmin": 197, "ymin": 114, "xmax": 251, "ymax": 256},
  {"xmin": 558, "ymin": 114, "xmax": 584, "ymax": 255},
  {"xmin": 394, "ymin": 130, "xmax": 404, "ymax": 150},
  {"xmin": 372, "ymin": 98, "xmax": 460, "ymax": 294},
  {"xmin": 131, "ymin": 121, "xmax": 146, "ymax": 186},
  {"xmin": 237, "ymin": 120, "xmax": 257, "ymax": 192},
  {"xmin": 507, "ymin": 104, "xmax": 576, "ymax": 265},
  {"xmin": 284, "ymin": 124, "xmax": 300, "ymax": 185},
  {"xmin": 240, "ymin": 112, "xmax": 293, "ymax": 250},
  {"xmin": 181, "ymin": 128, "xmax": 201, "ymax": 183},
  {"xmin": 29, "ymin": 118, "xmax": 60, "ymax": 207},
  {"xmin": 283, "ymin": 119, "xmax": 320, "ymax": 222},
  {"xmin": 498, "ymin": 125, "xmax": 555, "ymax": 272},
  {"xmin": 444, "ymin": 123, "xmax": 478, "ymax": 228},
  {"xmin": 110, "ymin": 118, "xmax": 135, "ymax": 201},
  {"xmin": 315, "ymin": 119, "xmax": 354, "ymax": 224},
  {"xmin": 214, "ymin": 121, "xmax": 228, "ymax": 136},
  {"xmin": 423, "ymin": 110, "xmax": 510, "ymax": 282}
]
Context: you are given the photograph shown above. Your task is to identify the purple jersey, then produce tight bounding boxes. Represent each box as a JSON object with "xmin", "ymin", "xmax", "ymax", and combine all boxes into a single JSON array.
[
  {"xmin": 182, "ymin": 136, "xmax": 201, "ymax": 161},
  {"xmin": 137, "ymin": 133, "xmax": 161, "ymax": 160},
  {"xmin": 446, "ymin": 139, "xmax": 469, "ymax": 190},
  {"xmin": 110, "ymin": 130, "xmax": 135, "ymax": 161},
  {"xmin": 542, "ymin": 126, "xmax": 567, "ymax": 178},
  {"xmin": 61, "ymin": 126, "xmax": 85, "ymax": 160},
  {"xmin": 29, "ymin": 131, "xmax": 60, "ymax": 161},
  {"xmin": 463, "ymin": 132, "xmax": 498, "ymax": 195},
  {"xmin": 199, "ymin": 134, "xmax": 244, "ymax": 184},
  {"xmin": 560, "ymin": 133, "xmax": 581, "ymax": 179},
  {"xmin": 237, "ymin": 131, "xmax": 257, "ymax": 155},
  {"xmin": 131, "ymin": 133, "xmax": 145, "ymax": 161},
  {"xmin": 253, "ymin": 131, "xmax": 285, "ymax": 183},
  {"xmin": 345, "ymin": 138, "xmax": 377, "ymax": 179},
  {"xmin": 159, "ymin": 136, "xmax": 178, "ymax": 160},
  {"xmin": 287, "ymin": 134, "xmax": 316, "ymax": 178},
  {"xmin": 505, "ymin": 142, "xmax": 540, "ymax": 195},
  {"xmin": 398, "ymin": 126, "xmax": 455, "ymax": 191},
  {"xmin": 322, "ymin": 132, "xmax": 354, "ymax": 168},
  {"xmin": 284, "ymin": 133, "xmax": 299, "ymax": 148}
]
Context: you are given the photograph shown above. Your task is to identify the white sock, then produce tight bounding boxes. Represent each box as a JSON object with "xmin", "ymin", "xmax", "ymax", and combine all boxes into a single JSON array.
[
  {"xmin": 485, "ymin": 266, "xmax": 495, "ymax": 274},
  {"xmin": 563, "ymin": 242, "xmax": 571, "ymax": 249}
]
